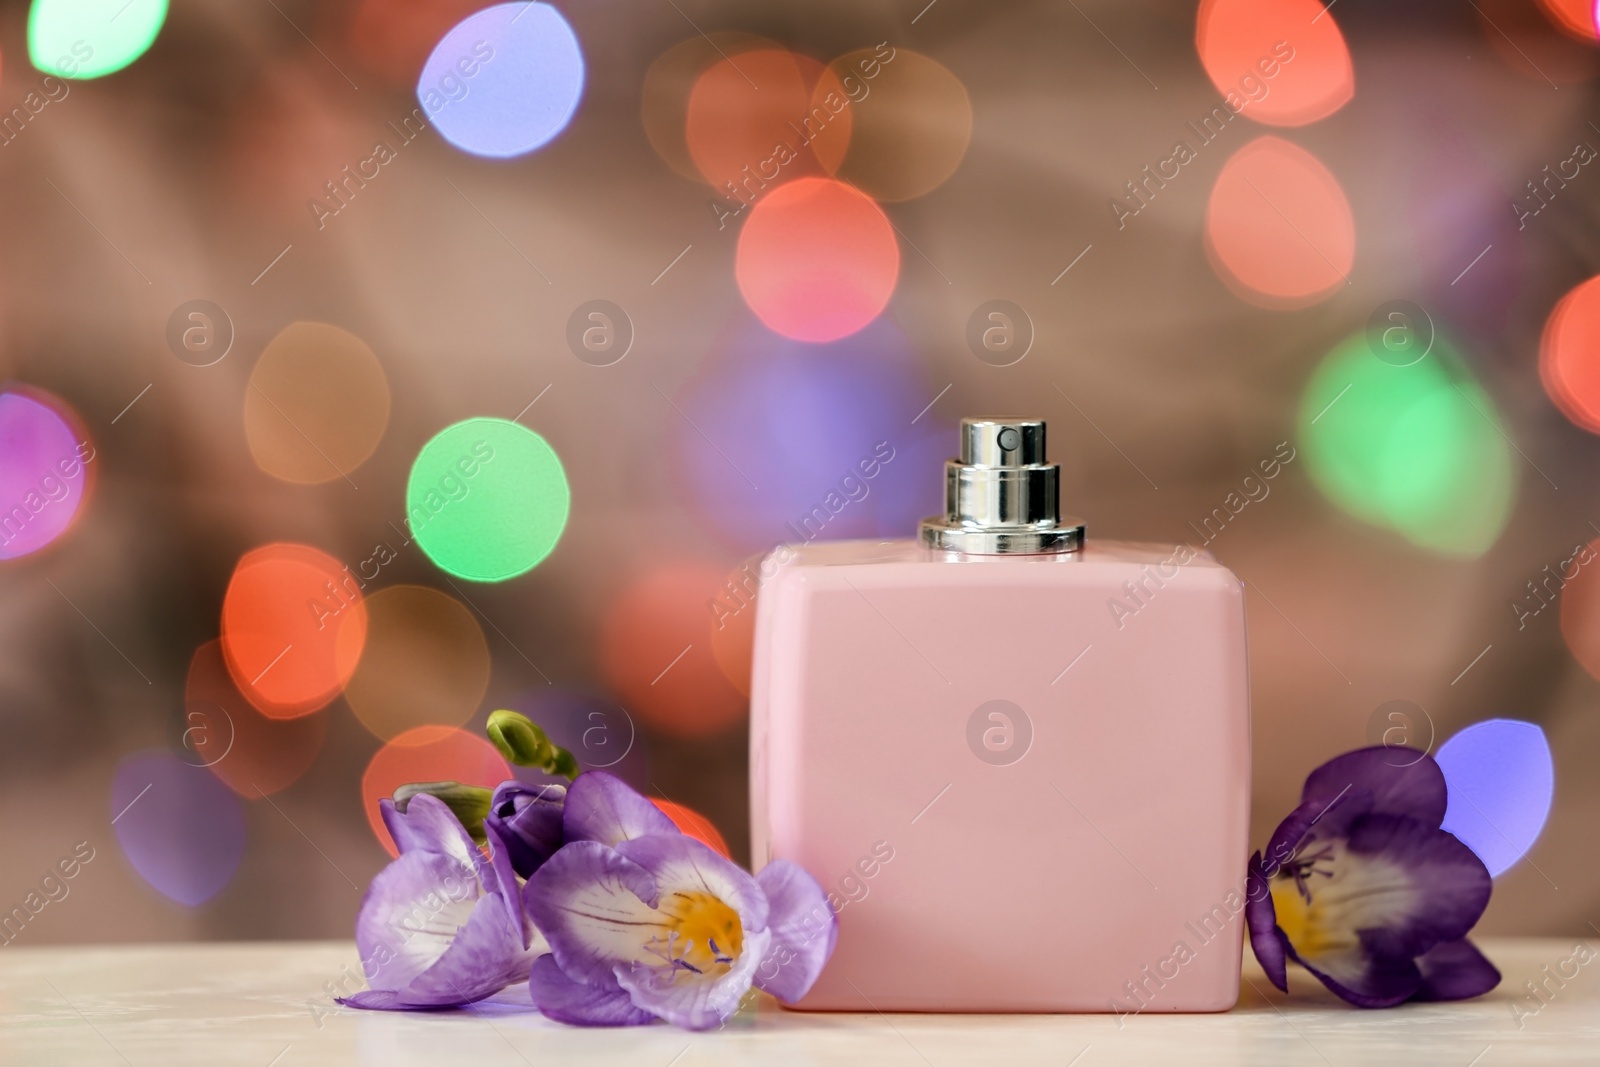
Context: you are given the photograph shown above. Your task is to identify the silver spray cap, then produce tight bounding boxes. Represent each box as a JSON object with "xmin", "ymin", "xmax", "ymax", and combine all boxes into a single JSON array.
[{"xmin": 919, "ymin": 418, "xmax": 1085, "ymax": 554}]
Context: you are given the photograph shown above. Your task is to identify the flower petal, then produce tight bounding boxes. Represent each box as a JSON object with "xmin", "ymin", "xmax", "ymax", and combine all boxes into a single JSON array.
[
  {"xmin": 614, "ymin": 834, "xmax": 770, "ymax": 936},
  {"xmin": 750, "ymin": 861, "xmax": 837, "ymax": 1003},
  {"xmin": 1345, "ymin": 815, "xmax": 1492, "ymax": 957},
  {"xmin": 524, "ymin": 840, "xmax": 663, "ymax": 986},
  {"xmin": 355, "ymin": 850, "xmax": 479, "ymax": 993},
  {"xmin": 386, "ymin": 892, "xmax": 540, "ymax": 1008},
  {"xmin": 1244, "ymin": 852, "xmax": 1289, "ymax": 993},
  {"xmin": 381, "ymin": 793, "xmax": 493, "ymax": 885},
  {"xmin": 613, "ymin": 926, "xmax": 771, "ymax": 1031},
  {"xmin": 1262, "ymin": 750, "xmax": 1451, "ymax": 885},
  {"xmin": 1305, "ymin": 747, "xmax": 1447, "ymax": 831},
  {"xmin": 562, "ymin": 771, "xmax": 677, "ymax": 847},
  {"xmin": 1413, "ymin": 938, "xmax": 1501, "ymax": 1002},
  {"xmin": 1290, "ymin": 942, "xmax": 1421, "ymax": 1008},
  {"xmin": 338, "ymin": 989, "xmax": 442, "ymax": 1012},
  {"xmin": 484, "ymin": 820, "xmax": 532, "ymax": 950},
  {"xmin": 529, "ymin": 954, "xmax": 655, "ymax": 1026}
]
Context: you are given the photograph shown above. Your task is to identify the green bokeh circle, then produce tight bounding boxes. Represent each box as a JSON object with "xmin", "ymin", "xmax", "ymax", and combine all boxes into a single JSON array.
[
  {"xmin": 29, "ymin": 0, "xmax": 169, "ymax": 80},
  {"xmin": 407, "ymin": 418, "xmax": 570, "ymax": 582},
  {"xmin": 1298, "ymin": 334, "xmax": 1515, "ymax": 558}
]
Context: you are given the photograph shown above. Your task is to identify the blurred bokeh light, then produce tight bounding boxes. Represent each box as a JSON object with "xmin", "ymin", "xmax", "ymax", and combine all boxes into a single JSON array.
[
  {"xmin": 813, "ymin": 47, "xmax": 971, "ymax": 203},
  {"xmin": 344, "ymin": 584, "xmax": 491, "ymax": 742},
  {"xmin": 1194, "ymin": 0, "xmax": 1352, "ymax": 127},
  {"xmin": 1205, "ymin": 136, "xmax": 1353, "ymax": 308},
  {"xmin": 600, "ymin": 562, "xmax": 746, "ymax": 739},
  {"xmin": 111, "ymin": 750, "xmax": 246, "ymax": 907},
  {"xmin": 669, "ymin": 314, "xmax": 946, "ymax": 553},
  {"xmin": 1298, "ymin": 334, "xmax": 1515, "ymax": 557},
  {"xmin": 1540, "ymin": 0, "xmax": 1599, "ymax": 40},
  {"xmin": 407, "ymin": 418, "xmax": 570, "ymax": 582},
  {"xmin": 244, "ymin": 322, "xmax": 391, "ymax": 486},
  {"xmin": 685, "ymin": 47, "xmax": 832, "ymax": 193},
  {"xmin": 642, "ymin": 32, "xmax": 780, "ymax": 183},
  {"xmin": 184, "ymin": 640, "xmax": 328, "ymax": 798},
  {"xmin": 1437, "ymin": 720, "xmax": 1555, "ymax": 878},
  {"xmin": 220, "ymin": 543, "xmax": 368, "ymax": 718},
  {"xmin": 29, "ymin": 0, "xmax": 167, "ymax": 80},
  {"xmin": 736, "ymin": 177, "xmax": 899, "ymax": 342},
  {"xmin": 419, "ymin": 2, "xmax": 585, "ymax": 159},
  {"xmin": 1559, "ymin": 537, "xmax": 1600, "ymax": 681},
  {"xmin": 650, "ymin": 797, "xmax": 731, "ymax": 859},
  {"xmin": 1541, "ymin": 275, "xmax": 1600, "ymax": 433},
  {"xmin": 0, "ymin": 388, "xmax": 92, "ymax": 561}
]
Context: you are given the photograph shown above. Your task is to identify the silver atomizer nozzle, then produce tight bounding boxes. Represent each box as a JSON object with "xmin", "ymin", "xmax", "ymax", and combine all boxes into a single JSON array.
[{"xmin": 918, "ymin": 418, "xmax": 1085, "ymax": 554}]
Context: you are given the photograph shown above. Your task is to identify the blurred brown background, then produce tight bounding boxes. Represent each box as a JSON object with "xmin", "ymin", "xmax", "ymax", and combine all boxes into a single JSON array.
[{"xmin": 0, "ymin": 0, "xmax": 1595, "ymax": 944}]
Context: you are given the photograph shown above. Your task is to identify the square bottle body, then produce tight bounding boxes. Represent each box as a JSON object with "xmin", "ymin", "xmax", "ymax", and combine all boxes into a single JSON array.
[{"xmin": 750, "ymin": 537, "xmax": 1251, "ymax": 1012}]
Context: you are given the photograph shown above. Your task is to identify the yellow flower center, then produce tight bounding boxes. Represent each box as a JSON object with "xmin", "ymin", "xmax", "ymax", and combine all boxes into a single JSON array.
[
  {"xmin": 660, "ymin": 891, "xmax": 743, "ymax": 974},
  {"xmin": 1270, "ymin": 872, "xmax": 1357, "ymax": 960}
]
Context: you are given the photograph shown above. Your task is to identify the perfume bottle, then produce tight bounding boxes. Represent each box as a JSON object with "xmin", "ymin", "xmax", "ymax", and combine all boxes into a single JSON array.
[{"xmin": 750, "ymin": 418, "xmax": 1250, "ymax": 1012}]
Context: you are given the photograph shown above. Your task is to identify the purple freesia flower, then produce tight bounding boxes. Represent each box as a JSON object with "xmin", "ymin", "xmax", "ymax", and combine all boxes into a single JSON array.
[
  {"xmin": 339, "ymin": 793, "xmax": 542, "ymax": 1010},
  {"xmin": 1246, "ymin": 746, "xmax": 1500, "ymax": 1007},
  {"xmin": 524, "ymin": 772, "xmax": 837, "ymax": 1029},
  {"xmin": 484, "ymin": 780, "xmax": 566, "ymax": 880}
]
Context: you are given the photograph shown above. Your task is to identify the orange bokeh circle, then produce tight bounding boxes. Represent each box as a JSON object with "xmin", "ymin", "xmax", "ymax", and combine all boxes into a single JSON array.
[
  {"xmin": 1537, "ymin": 0, "xmax": 1599, "ymax": 41},
  {"xmin": 1205, "ymin": 136, "xmax": 1353, "ymax": 309},
  {"xmin": 651, "ymin": 798, "xmax": 732, "ymax": 859},
  {"xmin": 600, "ymin": 562, "xmax": 747, "ymax": 740},
  {"xmin": 812, "ymin": 47, "xmax": 973, "ymax": 202},
  {"xmin": 736, "ymin": 177, "xmax": 899, "ymax": 343},
  {"xmin": 1560, "ymin": 538, "xmax": 1600, "ymax": 681},
  {"xmin": 221, "ymin": 543, "xmax": 367, "ymax": 719},
  {"xmin": 685, "ymin": 48, "xmax": 839, "ymax": 194},
  {"xmin": 1476, "ymin": 0, "xmax": 1599, "ymax": 85},
  {"xmin": 1196, "ymin": 0, "xmax": 1354, "ymax": 127},
  {"xmin": 1539, "ymin": 275, "xmax": 1600, "ymax": 433},
  {"xmin": 184, "ymin": 640, "xmax": 328, "ymax": 797},
  {"xmin": 643, "ymin": 32, "xmax": 784, "ymax": 183},
  {"xmin": 361, "ymin": 725, "xmax": 512, "ymax": 857}
]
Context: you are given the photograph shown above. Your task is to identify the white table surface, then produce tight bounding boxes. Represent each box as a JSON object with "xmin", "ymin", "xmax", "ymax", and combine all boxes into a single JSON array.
[{"xmin": 0, "ymin": 938, "xmax": 1586, "ymax": 1065}]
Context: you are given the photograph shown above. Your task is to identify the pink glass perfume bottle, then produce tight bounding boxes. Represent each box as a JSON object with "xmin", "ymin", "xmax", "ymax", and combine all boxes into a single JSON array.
[{"xmin": 750, "ymin": 418, "xmax": 1250, "ymax": 1013}]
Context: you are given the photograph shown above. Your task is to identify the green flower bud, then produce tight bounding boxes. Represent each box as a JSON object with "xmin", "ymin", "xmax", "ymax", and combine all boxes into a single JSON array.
[
  {"xmin": 393, "ymin": 780, "xmax": 493, "ymax": 842},
  {"xmin": 485, "ymin": 709, "xmax": 580, "ymax": 781},
  {"xmin": 487, "ymin": 709, "xmax": 550, "ymax": 766}
]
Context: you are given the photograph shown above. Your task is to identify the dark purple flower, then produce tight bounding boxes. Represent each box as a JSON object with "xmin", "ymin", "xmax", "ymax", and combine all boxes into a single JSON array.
[
  {"xmin": 1246, "ymin": 747, "xmax": 1500, "ymax": 1007},
  {"xmin": 338, "ymin": 793, "xmax": 542, "ymax": 1011},
  {"xmin": 483, "ymin": 780, "xmax": 566, "ymax": 881},
  {"xmin": 523, "ymin": 772, "xmax": 837, "ymax": 1029}
]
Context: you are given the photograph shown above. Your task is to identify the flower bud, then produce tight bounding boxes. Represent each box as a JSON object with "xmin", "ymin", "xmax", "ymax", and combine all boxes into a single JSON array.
[
  {"xmin": 484, "ymin": 781, "xmax": 567, "ymax": 878},
  {"xmin": 487, "ymin": 709, "xmax": 551, "ymax": 766},
  {"xmin": 393, "ymin": 781, "xmax": 493, "ymax": 842},
  {"xmin": 486, "ymin": 709, "xmax": 579, "ymax": 780}
]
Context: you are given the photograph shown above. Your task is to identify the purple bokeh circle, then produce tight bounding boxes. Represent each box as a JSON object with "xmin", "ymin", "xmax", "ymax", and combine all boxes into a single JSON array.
[
  {"xmin": 417, "ymin": 2, "xmax": 584, "ymax": 159},
  {"xmin": 1437, "ymin": 718, "xmax": 1554, "ymax": 878},
  {"xmin": 670, "ymin": 315, "xmax": 951, "ymax": 554},
  {"xmin": 111, "ymin": 750, "xmax": 247, "ymax": 907},
  {"xmin": 0, "ymin": 389, "xmax": 92, "ymax": 561}
]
